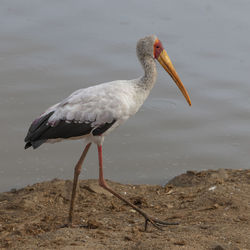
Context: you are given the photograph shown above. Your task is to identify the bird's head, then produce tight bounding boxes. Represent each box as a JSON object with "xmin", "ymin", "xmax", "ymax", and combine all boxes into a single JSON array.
[{"xmin": 137, "ymin": 35, "xmax": 191, "ymax": 106}]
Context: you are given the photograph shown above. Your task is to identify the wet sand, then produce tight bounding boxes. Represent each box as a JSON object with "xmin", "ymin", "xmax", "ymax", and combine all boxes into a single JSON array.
[{"xmin": 0, "ymin": 169, "xmax": 249, "ymax": 249}]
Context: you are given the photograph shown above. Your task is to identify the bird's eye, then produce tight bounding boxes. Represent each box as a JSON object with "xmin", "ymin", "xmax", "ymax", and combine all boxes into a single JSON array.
[{"xmin": 156, "ymin": 46, "xmax": 160, "ymax": 49}]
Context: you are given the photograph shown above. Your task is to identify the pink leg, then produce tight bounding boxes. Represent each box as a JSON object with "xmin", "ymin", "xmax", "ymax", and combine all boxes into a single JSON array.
[
  {"xmin": 68, "ymin": 143, "xmax": 91, "ymax": 224},
  {"xmin": 97, "ymin": 145, "xmax": 178, "ymax": 231}
]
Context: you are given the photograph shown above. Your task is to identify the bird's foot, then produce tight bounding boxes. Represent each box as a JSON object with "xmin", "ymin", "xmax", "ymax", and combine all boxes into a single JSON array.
[{"xmin": 144, "ymin": 216, "xmax": 179, "ymax": 231}]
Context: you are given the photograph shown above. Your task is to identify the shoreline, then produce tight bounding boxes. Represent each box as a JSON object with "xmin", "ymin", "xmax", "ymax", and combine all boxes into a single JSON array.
[{"xmin": 0, "ymin": 168, "xmax": 249, "ymax": 249}]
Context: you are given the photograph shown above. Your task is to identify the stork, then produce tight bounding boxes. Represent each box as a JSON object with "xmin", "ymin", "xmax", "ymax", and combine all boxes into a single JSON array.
[{"xmin": 24, "ymin": 35, "xmax": 191, "ymax": 230}]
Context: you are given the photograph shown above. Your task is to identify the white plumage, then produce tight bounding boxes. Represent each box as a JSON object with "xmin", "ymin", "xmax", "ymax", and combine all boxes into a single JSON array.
[{"xmin": 39, "ymin": 78, "xmax": 149, "ymax": 145}]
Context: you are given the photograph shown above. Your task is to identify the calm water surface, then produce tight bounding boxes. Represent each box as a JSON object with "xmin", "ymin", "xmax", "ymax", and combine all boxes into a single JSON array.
[{"xmin": 0, "ymin": 0, "xmax": 250, "ymax": 191}]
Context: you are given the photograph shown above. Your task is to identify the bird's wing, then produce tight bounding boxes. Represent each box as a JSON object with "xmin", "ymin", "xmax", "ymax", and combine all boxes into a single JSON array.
[
  {"xmin": 47, "ymin": 81, "xmax": 137, "ymax": 127},
  {"xmin": 24, "ymin": 81, "xmax": 135, "ymax": 148},
  {"xmin": 47, "ymin": 85, "xmax": 120, "ymax": 126}
]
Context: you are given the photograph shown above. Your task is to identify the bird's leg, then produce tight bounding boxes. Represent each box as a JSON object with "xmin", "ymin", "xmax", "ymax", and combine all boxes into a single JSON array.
[
  {"xmin": 68, "ymin": 143, "xmax": 91, "ymax": 225},
  {"xmin": 97, "ymin": 145, "xmax": 178, "ymax": 231}
]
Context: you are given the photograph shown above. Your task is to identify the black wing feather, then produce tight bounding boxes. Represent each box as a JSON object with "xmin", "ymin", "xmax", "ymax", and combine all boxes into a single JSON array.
[
  {"xmin": 25, "ymin": 112, "xmax": 54, "ymax": 143},
  {"xmin": 24, "ymin": 111, "xmax": 116, "ymax": 149},
  {"xmin": 92, "ymin": 121, "xmax": 116, "ymax": 135}
]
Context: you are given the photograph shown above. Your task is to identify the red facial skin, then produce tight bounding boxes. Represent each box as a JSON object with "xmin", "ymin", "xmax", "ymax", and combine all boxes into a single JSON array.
[{"xmin": 154, "ymin": 39, "xmax": 164, "ymax": 59}]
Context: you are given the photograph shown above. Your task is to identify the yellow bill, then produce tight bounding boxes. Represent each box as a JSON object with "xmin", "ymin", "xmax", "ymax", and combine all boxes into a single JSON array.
[{"xmin": 157, "ymin": 49, "xmax": 191, "ymax": 106}]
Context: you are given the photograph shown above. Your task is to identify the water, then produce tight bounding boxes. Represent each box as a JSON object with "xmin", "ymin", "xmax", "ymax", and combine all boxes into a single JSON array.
[{"xmin": 0, "ymin": 0, "xmax": 250, "ymax": 191}]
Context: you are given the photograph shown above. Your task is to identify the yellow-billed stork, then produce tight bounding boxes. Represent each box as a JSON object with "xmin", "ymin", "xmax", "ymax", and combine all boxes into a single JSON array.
[{"xmin": 24, "ymin": 35, "xmax": 191, "ymax": 230}]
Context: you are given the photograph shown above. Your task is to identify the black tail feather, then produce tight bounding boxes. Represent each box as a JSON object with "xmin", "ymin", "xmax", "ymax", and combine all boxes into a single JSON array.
[
  {"xmin": 24, "ymin": 142, "xmax": 32, "ymax": 149},
  {"xmin": 24, "ymin": 140, "xmax": 47, "ymax": 149},
  {"xmin": 24, "ymin": 112, "xmax": 54, "ymax": 149}
]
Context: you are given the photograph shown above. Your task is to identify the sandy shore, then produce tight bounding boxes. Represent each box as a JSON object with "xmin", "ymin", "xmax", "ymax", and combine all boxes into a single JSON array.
[{"xmin": 0, "ymin": 169, "xmax": 249, "ymax": 249}]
